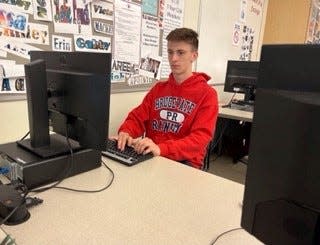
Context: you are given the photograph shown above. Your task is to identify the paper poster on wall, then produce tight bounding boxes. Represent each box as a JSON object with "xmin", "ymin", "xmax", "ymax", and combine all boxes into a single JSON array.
[
  {"xmin": 0, "ymin": 0, "xmax": 33, "ymax": 14},
  {"xmin": 114, "ymin": 0, "xmax": 141, "ymax": 65},
  {"xmin": 74, "ymin": 34, "xmax": 111, "ymax": 52},
  {"xmin": 239, "ymin": 0, "xmax": 247, "ymax": 22},
  {"xmin": 248, "ymin": 0, "xmax": 263, "ymax": 16},
  {"xmin": 0, "ymin": 5, "xmax": 29, "ymax": 33},
  {"xmin": 139, "ymin": 55, "xmax": 161, "ymax": 79},
  {"xmin": 0, "ymin": 23, "xmax": 49, "ymax": 45},
  {"xmin": 93, "ymin": 20, "xmax": 113, "ymax": 35},
  {"xmin": 140, "ymin": 14, "xmax": 160, "ymax": 73},
  {"xmin": 232, "ymin": 22, "xmax": 241, "ymax": 46},
  {"xmin": 33, "ymin": 0, "xmax": 53, "ymax": 21},
  {"xmin": 0, "ymin": 77, "xmax": 25, "ymax": 93},
  {"xmin": 91, "ymin": 0, "xmax": 113, "ymax": 21},
  {"xmin": 52, "ymin": 35, "xmax": 72, "ymax": 51},
  {"xmin": 0, "ymin": 40, "xmax": 41, "ymax": 59},
  {"xmin": 52, "ymin": 0, "xmax": 92, "ymax": 35},
  {"xmin": 111, "ymin": 59, "xmax": 139, "ymax": 83},
  {"xmin": 0, "ymin": 0, "xmax": 186, "ymax": 94},
  {"xmin": 157, "ymin": 0, "xmax": 165, "ymax": 28},
  {"xmin": 112, "ymin": 0, "xmax": 141, "ymax": 85},
  {"xmin": 160, "ymin": 0, "xmax": 184, "ymax": 78},
  {"xmin": 239, "ymin": 24, "xmax": 254, "ymax": 61},
  {"xmin": 0, "ymin": 64, "xmax": 25, "ymax": 94},
  {"xmin": 3, "ymin": 64, "xmax": 24, "ymax": 77},
  {"xmin": 142, "ymin": 0, "xmax": 158, "ymax": 16},
  {"xmin": 127, "ymin": 74, "xmax": 155, "ymax": 86},
  {"xmin": 26, "ymin": 23, "xmax": 50, "ymax": 44},
  {"xmin": 306, "ymin": 0, "xmax": 320, "ymax": 44}
]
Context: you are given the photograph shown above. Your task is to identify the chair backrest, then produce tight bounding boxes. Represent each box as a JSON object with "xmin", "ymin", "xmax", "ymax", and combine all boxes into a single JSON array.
[{"xmin": 202, "ymin": 141, "xmax": 212, "ymax": 171}]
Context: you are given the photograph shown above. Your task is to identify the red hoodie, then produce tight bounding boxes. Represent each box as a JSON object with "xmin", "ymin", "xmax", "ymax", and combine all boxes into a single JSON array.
[{"xmin": 118, "ymin": 72, "xmax": 219, "ymax": 169}]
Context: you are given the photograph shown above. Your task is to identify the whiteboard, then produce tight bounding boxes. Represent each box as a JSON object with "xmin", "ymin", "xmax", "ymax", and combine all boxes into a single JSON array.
[{"xmin": 196, "ymin": 0, "xmax": 266, "ymax": 85}]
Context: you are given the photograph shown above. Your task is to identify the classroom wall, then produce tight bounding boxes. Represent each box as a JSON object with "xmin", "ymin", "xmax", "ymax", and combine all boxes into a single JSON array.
[
  {"xmin": 0, "ymin": 0, "xmax": 200, "ymax": 144},
  {"xmin": 197, "ymin": 0, "xmax": 269, "ymax": 104},
  {"xmin": 0, "ymin": 0, "xmax": 274, "ymax": 144}
]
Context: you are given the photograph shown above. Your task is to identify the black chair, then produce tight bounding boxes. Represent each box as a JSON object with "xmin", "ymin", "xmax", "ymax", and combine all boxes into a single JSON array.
[{"xmin": 202, "ymin": 141, "xmax": 213, "ymax": 171}]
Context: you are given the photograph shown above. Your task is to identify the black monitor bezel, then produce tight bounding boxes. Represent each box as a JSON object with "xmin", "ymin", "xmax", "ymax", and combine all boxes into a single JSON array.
[
  {"xmin": 224, "ymin": 60, "xmax": 259, "ymax": 102},
  {"xmin": 19, "ymin": 51, "xmax": 111, "ymax": 158}
]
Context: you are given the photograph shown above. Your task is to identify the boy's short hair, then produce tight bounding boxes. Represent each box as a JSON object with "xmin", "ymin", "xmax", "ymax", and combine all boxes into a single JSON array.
[{"xmin": 166, "ymin": 28, "xmax": 199, "ymax": 51}]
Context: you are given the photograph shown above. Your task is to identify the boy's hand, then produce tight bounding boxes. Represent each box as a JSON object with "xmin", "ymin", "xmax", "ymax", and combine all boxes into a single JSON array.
[
  {"xmin": 132, "ymin": 137, "xmax": 160, "ymax": 156},
  {"xmin": 110, "ymin": 132, "xmax": 134, "ymax": 151}
]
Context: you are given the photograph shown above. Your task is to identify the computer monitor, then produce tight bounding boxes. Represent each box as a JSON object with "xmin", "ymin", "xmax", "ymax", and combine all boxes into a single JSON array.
[
  {"xmin": 224, "ymin": 60, "xmax": 259, "ymax": 103},
  {"xmin": 241, "ymin": 44, "xmax": 320, "ymax": 244},
  {"xmin": 18, "ymin": 51, "xmax": 111, "ymax": 158}
]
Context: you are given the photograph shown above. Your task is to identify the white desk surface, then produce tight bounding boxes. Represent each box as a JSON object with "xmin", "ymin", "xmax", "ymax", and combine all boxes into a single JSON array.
[
  {"xmin": 219, "ymin": 106, "xmax": 253, "ymax": 122},
  {"xmin": 3, "ymin": 157, "xmax": 262, "ymax": 245}
]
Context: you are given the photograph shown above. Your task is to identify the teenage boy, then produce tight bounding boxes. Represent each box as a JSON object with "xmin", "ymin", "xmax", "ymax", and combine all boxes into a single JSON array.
[{"xmin": 114, "ymin": 28, "xmax": 218, "ymax": 169}]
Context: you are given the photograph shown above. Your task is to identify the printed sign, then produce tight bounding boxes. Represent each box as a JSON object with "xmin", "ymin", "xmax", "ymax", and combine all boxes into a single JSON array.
[
  {"xmin": 52, "ymin": 35, "xmax": 72, "ymax": 51},
  {"xmin": 74, "ymin": 34, "xmax": 111, "ymax": 52}
]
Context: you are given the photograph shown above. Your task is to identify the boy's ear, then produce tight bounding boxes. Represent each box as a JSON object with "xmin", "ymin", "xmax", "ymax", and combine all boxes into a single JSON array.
[{"xmin": 191, "ymin": 51, "xmax": 198, "ymax": 62}]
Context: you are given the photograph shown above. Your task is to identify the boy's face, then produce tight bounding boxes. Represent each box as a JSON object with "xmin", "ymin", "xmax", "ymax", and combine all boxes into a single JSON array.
[{"xmin": 167, "ymin": 40, "xmax": 198, "ymax": 77}]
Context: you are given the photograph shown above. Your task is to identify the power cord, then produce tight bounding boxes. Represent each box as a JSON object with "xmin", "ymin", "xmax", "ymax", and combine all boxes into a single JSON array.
[
  {"xmin": 30, "ymin": 155, "xmax": 114, "ymax": 194},
  {"xmin": 30, "ymin": 125, "xmax": 75, "ymax": 194},
  {"xmin": 53, "ymin": 159, "xmax": 114, "ymax": 193},
  {"xmin": 20, "ymin": 131, "xmax": 30, "ymax": 141},
  {"xmin": 25, "ymin": 197, "xmax": 43, "ymax": 208},
  {"xmin": 21, "ymin": 124, "xmax": 115, "ymax": 194},
  {"xmin": 210, "ymin": 227, "xmax": 243, "ymax": 245},
  {"xmin": 30, "ymin": 143, "xmax": 74, "ymax": 193}
]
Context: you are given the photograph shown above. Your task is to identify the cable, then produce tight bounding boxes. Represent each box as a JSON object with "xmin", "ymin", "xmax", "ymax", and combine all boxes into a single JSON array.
[
  {"xmin": 31, "ymin": 150, "xmax": 73, "ymax": 193},
  {"xmin": 221, "ymin": 93, "xmax": 237, "ymax": 108},
  {"xmin": 20, "ymin": 131, "xmax": 30, "ymax": 141},
  {"xmin": 30, "ymin": 158, "xmax": 114, "ymax": 194},
  {"xmin": 54, "ymin": 159, "xmax": 114, "ymax": 193},
  {"xmin": 30, "ymin": 125, "xmax": 74, "ymax": 194},
  {"xmin": 25, "ymin": 197, "xmax": 43, "ymax": 208},
  {"xmin": 210, "ymin": 227, "xmax": 243, "ymax": 245},
  {"xmin": 29, "ymin": 122, "xmax": 114, "ymax": 194}
]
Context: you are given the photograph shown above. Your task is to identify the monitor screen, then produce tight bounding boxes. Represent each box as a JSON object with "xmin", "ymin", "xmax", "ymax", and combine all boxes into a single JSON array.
[
  {"xmin": 224, "ymin": 60, "xmax": 259, "ymax": 102},
  {"xmin": 18, "ymin": 51, "xmax": 111, "ymax": 158},
  {"xmin": 241, "ymin": 44, "xmax": 320, "ymax": 244}
]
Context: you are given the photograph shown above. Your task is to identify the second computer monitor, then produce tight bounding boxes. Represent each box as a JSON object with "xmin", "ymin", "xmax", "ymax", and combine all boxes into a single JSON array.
[
  {"xmin": 224, "ymin": 60, "xmax": 259, "ymax": 103},
  {"xmin": 241, "ymin": 44, "xmax": 320, "ymax": 244},
  {"xmin": 21, "ymin": 51, "xmax": 112, "ymax": 157}
]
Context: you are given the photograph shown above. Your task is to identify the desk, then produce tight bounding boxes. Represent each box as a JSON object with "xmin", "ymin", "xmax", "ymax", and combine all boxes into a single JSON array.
[
  {"xmin": 218, "ymin": 107, "xmax": 253, "ymax": 122},
  {"xmin": 211, "ymin": 107, "xmax": 253, "ymax": 163},
  {"xmin": 2, "ymin": 157, "xmax": 262, "ymax": 245}
]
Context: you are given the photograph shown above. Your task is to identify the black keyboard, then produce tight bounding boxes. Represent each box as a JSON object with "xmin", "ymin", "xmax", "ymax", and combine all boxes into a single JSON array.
[
  {"xmin": 230, "ymin": 100, "xmax": 254, "ymax": 112},
  {"xmin": 102, "ymin": 139, "xmax": 153, "ymax": 166},
  {"xmin": 231, "ymin": 100, "xmax": 254, "ymax": 106}
]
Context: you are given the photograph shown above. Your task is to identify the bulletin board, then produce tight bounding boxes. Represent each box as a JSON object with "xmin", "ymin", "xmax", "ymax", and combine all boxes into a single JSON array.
[
  {"xmin": 196, "ymin": 0, "xmax": 266, "ymax": 85},
  {"xmin": 0, "ymin": 0, "xmax": 185, "ymax": 101},
  {"xmin": 306, "ymin": 0, "xmax": 320, "ymax": 43}
]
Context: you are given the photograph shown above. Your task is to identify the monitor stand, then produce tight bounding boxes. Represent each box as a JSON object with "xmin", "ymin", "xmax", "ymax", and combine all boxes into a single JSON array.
[{"xmin": 17, "ymin": 134, "xmax": 83, "ymax": 158}]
